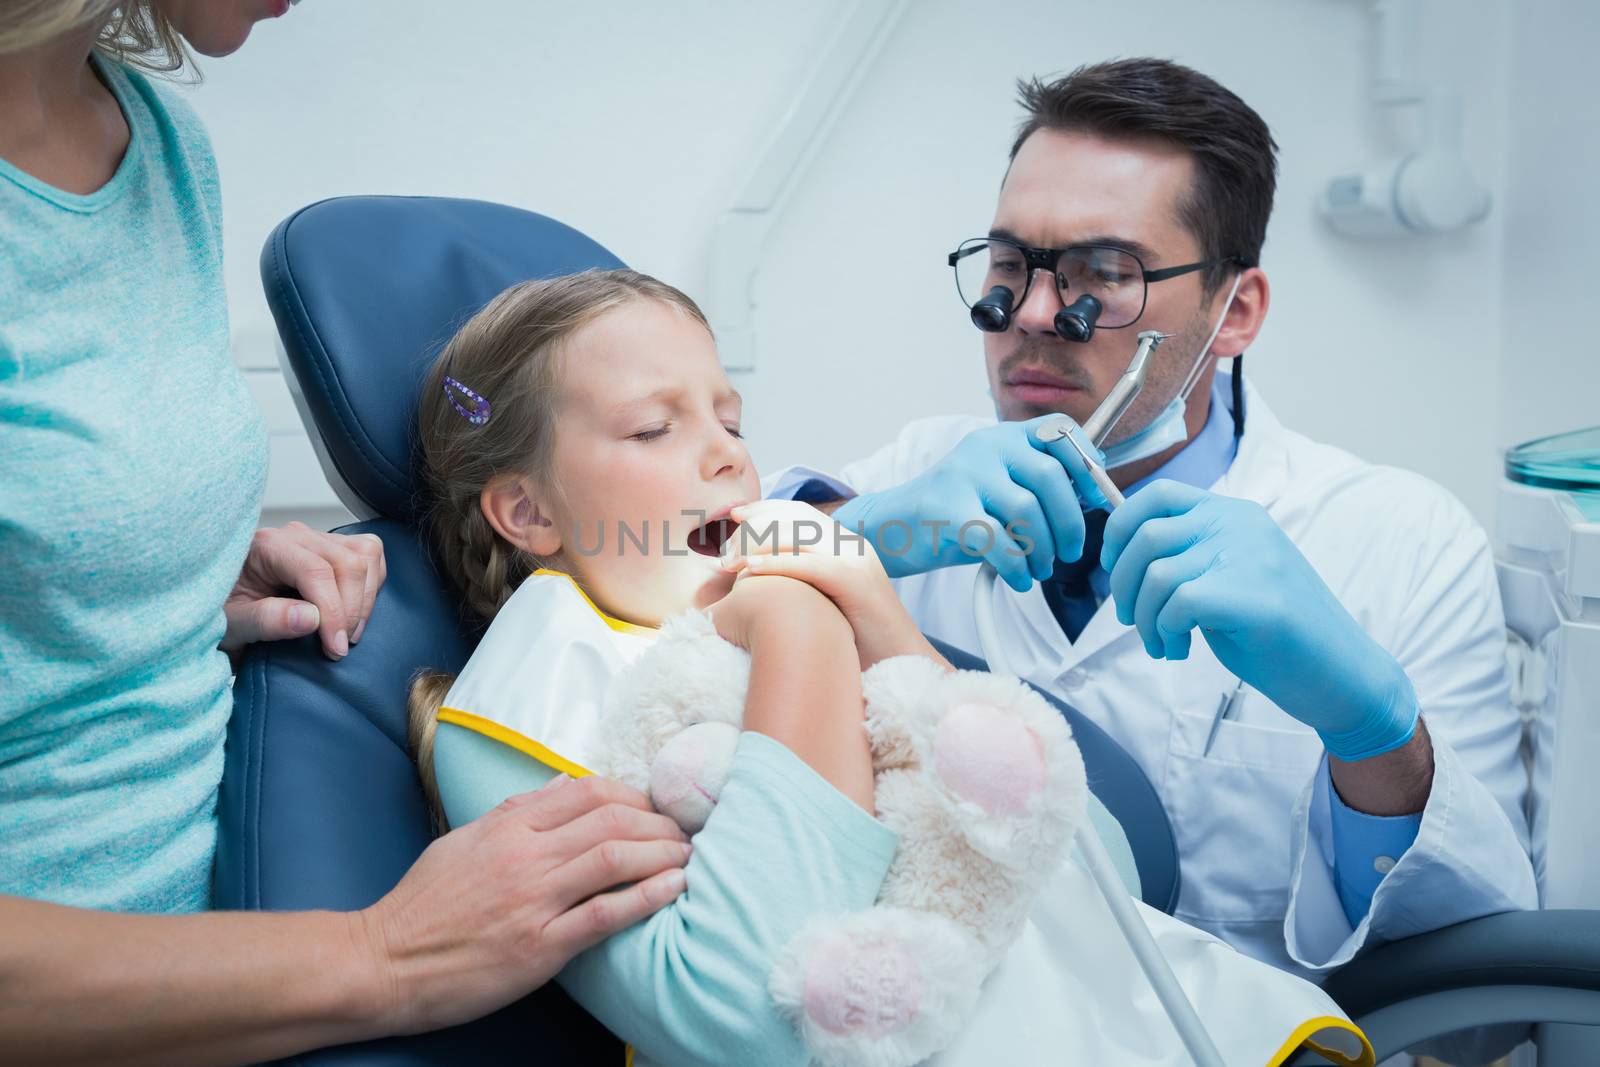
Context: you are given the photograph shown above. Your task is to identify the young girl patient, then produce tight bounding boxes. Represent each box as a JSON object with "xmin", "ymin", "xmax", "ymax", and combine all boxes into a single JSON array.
[
  {"xmin": 407, "ymin": 270, "xmax": 1373, "ymax": 1067},
  {"xmin": 407, "ymin": 270, "xmax": 1084, "ymax": 1067}
]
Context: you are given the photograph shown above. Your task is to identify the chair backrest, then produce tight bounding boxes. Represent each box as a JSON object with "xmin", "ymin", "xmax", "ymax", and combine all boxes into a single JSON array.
[{"xmin": 214, "ymin": 196, "xmax": 625, "ymax": 1065}]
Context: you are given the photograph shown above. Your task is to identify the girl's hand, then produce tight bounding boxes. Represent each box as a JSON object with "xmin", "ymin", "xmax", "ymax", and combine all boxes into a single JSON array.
[
  {"xmin": 221, "ymin": 522, "xmax": 388, "ymax": 662},
  {"xmin": 709, "ymin": 570, "xmax": 851, "ymax": 653},
  {"xmin": 719, "ymin": 500, "xmax": 949, "ymax": 671}
]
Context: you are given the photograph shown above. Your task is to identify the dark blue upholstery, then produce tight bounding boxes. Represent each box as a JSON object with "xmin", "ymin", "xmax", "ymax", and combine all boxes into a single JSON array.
[
  {"xmin": 215, "ymin": 197, "xmax": 626, "ymax": 1065},
  {"xmin": 216, "ymin": 194, "xmax": 1179, "ymax": 1066},
  {"xmin": 258, "ymin": 195, "xmax": 624, "ymax": 523},
  {"xmin": 927, "ymin": 638, "xmax": 1179, "ymax": 914}
]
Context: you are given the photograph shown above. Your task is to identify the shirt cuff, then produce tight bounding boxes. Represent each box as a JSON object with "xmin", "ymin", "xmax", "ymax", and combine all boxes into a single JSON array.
[
  {"xmin": 765, "ymin": 466, "xmax": 858, "ymax": 506},
  {"xmin": 1326, "ymin": 774, "xmax": 1422, "ymax": 926}
]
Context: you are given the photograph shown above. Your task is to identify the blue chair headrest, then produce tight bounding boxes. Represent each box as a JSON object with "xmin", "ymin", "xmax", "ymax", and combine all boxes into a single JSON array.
[
  {"xmin": 223, "ymin": 197, "xmax": 630, "ymax": 1064},
  {"xmin": 260, "ymin": 196, "xmax": 624, "ymax": 522}
]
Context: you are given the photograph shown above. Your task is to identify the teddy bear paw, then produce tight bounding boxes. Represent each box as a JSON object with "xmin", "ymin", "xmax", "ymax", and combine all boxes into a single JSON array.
[{"xmin": 771, "ymin": 907, "xmax": 983, "ymax": 1067}]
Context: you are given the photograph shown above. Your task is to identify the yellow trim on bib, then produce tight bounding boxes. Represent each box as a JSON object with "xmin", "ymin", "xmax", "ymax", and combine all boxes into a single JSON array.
[
  {"xmin": 437, "ymin": 707, "xmax": 595, "ymax": 779},
  {"xmin": 532, "ymin": 567, "xmax": 654, "ymax": 635},
  {"xmin": 1267, "ymin": 1015, "xmax": 1374, "ymax": 1067}
]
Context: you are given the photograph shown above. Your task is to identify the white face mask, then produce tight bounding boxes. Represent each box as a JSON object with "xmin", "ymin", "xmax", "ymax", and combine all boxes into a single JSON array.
[
  {"xmin": 1100, "ymin": 393, "xmax": 1191, "ymax": 469},
  {"xmin": 1100, "ymin": 272, "xmax": 1244, "ymax": 470}
]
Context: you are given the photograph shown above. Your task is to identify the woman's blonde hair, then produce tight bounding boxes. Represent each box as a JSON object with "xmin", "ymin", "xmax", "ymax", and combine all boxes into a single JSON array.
[
  {"xmin": 0, "ymin": 1, "xmax": 191, "ymax": 75},
  {"xmin": 406, "ymin": 269, "xmax": 710, "ymax": 829}
]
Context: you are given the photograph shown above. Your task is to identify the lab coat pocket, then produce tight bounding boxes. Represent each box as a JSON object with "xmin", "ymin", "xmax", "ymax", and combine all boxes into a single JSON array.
[{"xmin": 1163, "ymin": 700, "xmax": 1325, "ymax": 923}]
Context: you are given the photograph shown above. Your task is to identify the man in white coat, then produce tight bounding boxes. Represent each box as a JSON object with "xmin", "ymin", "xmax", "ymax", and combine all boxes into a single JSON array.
[{"xmin": 771, "ymin": 58, "xmax": 1535, "ymax": 980}]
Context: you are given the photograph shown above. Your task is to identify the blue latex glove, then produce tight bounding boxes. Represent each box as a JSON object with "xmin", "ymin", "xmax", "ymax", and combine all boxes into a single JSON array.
[
  {"xmin": 833, "ymin": 415, "xmax": 1109, "ymax": 592},
  {"xmin": 1101, "ymin": 481, "xmax": 1419, "ymax": 761}
]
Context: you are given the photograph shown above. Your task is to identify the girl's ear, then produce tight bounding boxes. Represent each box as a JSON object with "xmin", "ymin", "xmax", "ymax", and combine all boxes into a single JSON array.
[{"xmin": 481, "ymin": 476, "xmax": 561, "ymax": 558}]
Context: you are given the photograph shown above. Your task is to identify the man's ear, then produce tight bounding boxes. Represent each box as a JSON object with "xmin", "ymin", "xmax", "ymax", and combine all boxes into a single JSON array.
[
  {"xmin": 1211, "ymin": 266, "xmax": 1270, "ymax": 358},
  {"xmin": 481, "ymin": 476, "xmax": 561, "ymax": 558}
]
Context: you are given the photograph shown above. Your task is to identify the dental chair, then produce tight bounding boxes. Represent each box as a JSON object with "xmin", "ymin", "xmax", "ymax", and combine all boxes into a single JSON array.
[
  {"xmin": 213, "ymin": 194, "xmax": 1183, "ymax": 1066},
  {"xmin": 221, "ymin": 195, "xmax": 1600, "ymax": 1066}
]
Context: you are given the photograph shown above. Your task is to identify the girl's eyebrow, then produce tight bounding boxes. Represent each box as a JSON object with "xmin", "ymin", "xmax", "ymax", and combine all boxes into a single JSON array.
[
  {"xmin": 612, "ymin": 386, "xmax": 682, "ymax": 414},
  {"xmin": 614, "ymin": 385, "xmax": 743, "ymax": 413}
]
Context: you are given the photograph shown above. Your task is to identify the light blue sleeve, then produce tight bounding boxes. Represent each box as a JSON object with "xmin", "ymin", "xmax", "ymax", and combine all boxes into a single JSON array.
[
  {"xmin": 433, "ymin": 724, "xmax": 899, "ymax": 1067},
  {"xmin": 1325, "ymin": 774, "xmax": 1423, "ymax": 926},
  {"xmin": 433, "ymin": 720, "xmax": 562, "ymax": 827}
]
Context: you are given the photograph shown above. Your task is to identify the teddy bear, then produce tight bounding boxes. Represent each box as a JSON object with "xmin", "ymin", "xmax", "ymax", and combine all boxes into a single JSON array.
[{"xmin": 597, "ymin": 609, "xmax": 1086, "ymax": 1067}]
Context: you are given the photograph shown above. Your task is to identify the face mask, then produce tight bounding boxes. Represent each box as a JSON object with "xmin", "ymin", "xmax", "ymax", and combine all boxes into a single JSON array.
[
  {"xmin": 1098, "ymin": 272, "xmax": 1244, "ymax": 470},
  {"xmin": 1100, "ymin": 393, "xmax": 1189, "ymax": 470}
]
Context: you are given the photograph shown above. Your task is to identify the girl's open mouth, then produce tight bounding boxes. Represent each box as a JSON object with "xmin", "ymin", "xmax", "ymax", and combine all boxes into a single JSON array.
[{"xmin": 687, "ymin": 517, "xmax": 738, "ymax": 557}]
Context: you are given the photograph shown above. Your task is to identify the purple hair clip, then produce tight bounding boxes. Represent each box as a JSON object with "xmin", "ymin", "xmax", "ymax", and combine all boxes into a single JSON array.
[{"xmin": 443, "ymin": 375, "xmax": 492, "ymax": 426}]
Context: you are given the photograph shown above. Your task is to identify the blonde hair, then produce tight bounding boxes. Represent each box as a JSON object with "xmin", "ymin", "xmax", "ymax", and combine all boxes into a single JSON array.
[
  {"xmin": 407, "ymin": 269, "xmax": 711, "ymax": 828},
  {"xmin": 406, "ymin": 670, "xmax": 452, "ymax": 834},
  {"xmin": 0, "ymin": 2, "xmax": 192, "ymax": 75}
]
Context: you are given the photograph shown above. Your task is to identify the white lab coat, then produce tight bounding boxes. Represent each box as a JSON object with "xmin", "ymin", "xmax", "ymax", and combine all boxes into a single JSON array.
[{"xmin": 773, "ymin": 376, "xmax": 1536, "ymax": 979}]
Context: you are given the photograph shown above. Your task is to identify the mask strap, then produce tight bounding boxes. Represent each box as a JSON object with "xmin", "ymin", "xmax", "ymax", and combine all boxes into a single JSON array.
[{"xmin": 1176, "ymin": 271, "xmax": 1245, "ymax": 406}]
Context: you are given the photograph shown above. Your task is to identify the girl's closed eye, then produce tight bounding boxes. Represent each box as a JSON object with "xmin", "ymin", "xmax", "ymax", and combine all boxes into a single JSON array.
[
  {"xmin": 631, "ymin": 424, "xmax": 671, "ymax": 442},
  {"xmin": 725, "ymin": 425, "xmax": 744, "ymax": 440}
]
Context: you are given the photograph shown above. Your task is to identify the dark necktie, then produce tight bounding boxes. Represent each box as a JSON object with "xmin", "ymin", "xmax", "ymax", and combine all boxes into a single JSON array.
[{"xmin": 1041, "ymin": 509, "xmax": 1109, "ymax": 643}]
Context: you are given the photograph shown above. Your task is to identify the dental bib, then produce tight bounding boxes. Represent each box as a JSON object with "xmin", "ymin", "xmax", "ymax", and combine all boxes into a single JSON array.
[{"xmin": 438, "ymin": 570, "xmax": 655, "ymax": 775}]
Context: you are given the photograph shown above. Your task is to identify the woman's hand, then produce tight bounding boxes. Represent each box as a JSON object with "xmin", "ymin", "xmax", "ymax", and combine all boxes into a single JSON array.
[
  {"xmin": 719, "ymin": 500, "xmax": 949, "ymax": 671},
  {"xmin": 364, "ymin": 774, "xmax": 690, "ymax": 1035},
  {"xmin": 0, "ymin": 774, "xmax": 688, "ymax": 1066},
  {"xmin": 221, "ymin": 522, "xmax": 387, "ymax": 661}
]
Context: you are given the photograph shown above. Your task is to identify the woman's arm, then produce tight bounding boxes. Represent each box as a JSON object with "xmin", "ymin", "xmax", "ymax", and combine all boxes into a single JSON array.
[
  {"xmin": 0, "ymin": 777, "xmax": 688, "ymax": 1067},
  {"xmin": 0, "ymin": 896, "xmax": 379, "ymax": 1066}
]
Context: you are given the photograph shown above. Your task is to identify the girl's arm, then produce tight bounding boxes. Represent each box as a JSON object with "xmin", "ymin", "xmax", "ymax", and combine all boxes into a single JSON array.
[
  {"xmin": 713, "ymin": 573, "xmax": 877, "ymax": 811},
  {"xmin": 434, "ymin": 578, "xmax": 895, "ymax": 1067}
]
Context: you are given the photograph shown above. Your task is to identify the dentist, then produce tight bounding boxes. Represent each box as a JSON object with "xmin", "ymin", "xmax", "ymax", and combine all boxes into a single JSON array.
[
  {"xmin": 774, "ymin": 58, "xmax": 1535, "ymax": 977},
  {"xmin": 0, "ymin": 4, "xmax": 685, "ymax": 1063}
]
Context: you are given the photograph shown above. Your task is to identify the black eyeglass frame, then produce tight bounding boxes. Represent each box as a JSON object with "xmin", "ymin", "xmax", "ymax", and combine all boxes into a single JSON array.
[{"xmin": 947, "ymin": 237, "xmax": 1251, "ymax": 330}]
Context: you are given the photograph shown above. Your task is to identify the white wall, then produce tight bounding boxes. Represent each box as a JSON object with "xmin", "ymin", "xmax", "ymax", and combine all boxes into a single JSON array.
[
  {"xmin": 180, "ymin": 0, "xmax": 1569, "ymax": 528},
  {"xmin": 1497, "ymin": 0, "xmax": 1600, "ymax": 452}
]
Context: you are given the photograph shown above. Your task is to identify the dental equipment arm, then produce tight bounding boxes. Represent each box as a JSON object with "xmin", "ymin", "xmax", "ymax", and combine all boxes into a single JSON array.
[
  {"xmin": 970, "ymin": 339, "xmax": 1229, "ymax": 1067},
  {"xmin": 970, "ymin": 561, "xmax": 1228, "ymax": 1067}
]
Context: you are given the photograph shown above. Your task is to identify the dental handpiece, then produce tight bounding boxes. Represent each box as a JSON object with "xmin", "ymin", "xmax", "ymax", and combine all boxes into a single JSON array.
[
  {"xmin": 1082, "ymin": 329, "xmax": 1169, "ymax": 444},
  {"xmin": 1032, "ymin": 329, "xmax": 1170, "ymax": 509}
]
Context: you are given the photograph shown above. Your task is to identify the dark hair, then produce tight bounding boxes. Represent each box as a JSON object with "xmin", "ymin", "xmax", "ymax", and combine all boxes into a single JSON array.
[{"xmin": 1010, "ymin": 58, "xmax": 1278, "ymax": 292}]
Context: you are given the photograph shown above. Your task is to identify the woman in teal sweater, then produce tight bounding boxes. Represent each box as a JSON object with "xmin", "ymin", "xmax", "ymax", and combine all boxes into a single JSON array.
[{"xmin": 0, "ymin": 3, "xmax": 688, "ymax": 1062}]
